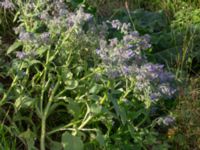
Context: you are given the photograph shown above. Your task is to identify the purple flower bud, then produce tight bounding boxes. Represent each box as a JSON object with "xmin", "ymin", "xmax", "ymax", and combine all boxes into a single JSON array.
[
  {"xmin": 130, "ymin": 31, "xmax": 139, "ymax": 37},
  {"xmin": 19, "ymin": 31, "xmax": 35, "ymax": 42},
  {"xmin": 122, "ymin": 66, "xmax": 130, "ymax": 75},
  {"xmin": 109, "ymin": 38, "xmax": 118, "ymax": 47},
  {"xmin": 121, "ymin": 50, "xmax": 134, "ymax": 60},
  {"xmin": 96, "ymin": 48, "xmax": 101, "ymax": 55},
  {"xmin": 121, "ymin": 23, "xmax": 131, "ymax": 34},
  {"xmin": 107, "ymin": 70, "xmax": 120, "ymax": 78},
  {"xmin": 59, "ymin": 9, "xmax": 68, "ymax": 16},
  {"xmin": 16, "ymin": 51, "xmax": 27, "ymax": 59},
  {"xmin": 40, "ymin": 11, "xmax": 50, "ymax": 20},
  {"xmin": 163, "ymin": 116, "xmax": 175, "ymax": 126},
  {"xmin": 143, "ymin": 34, "xmax": 151, "ymax": 43},
  {"xmin": 159, "ymin": 72, "xmax": 175, "ymax": 83},
  {"xmin": 111, "ymin": 20, "xmax": 122, "ymax": 29},
  {"xmin": 138, "ymin": 40, "xmax": 151, "ymax": 50},
  {"xmin": 84, "ymin": 13, "xmax": 93, "ymax": 22},
  {"xmin": 40, "ymin": 32, "xmax": 50, "ymax": 44},
  {"xmin": 150, "ymin": 106, "xmax": 158, "ymax": 116},
  {"xmin": 159, "ymin": 83, "xmax": 176, "ymax": 98},
  {"xmin": 150, "ymin": 92, "xmax": 162, "ymax": 101}
]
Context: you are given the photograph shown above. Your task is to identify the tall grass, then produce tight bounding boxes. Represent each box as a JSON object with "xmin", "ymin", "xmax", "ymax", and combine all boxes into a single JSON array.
[
  {"xmin": 173, "ymin": 76, "xmax": 200, "ymax": 149},
  {"xmin": 0, "ymin": 124, "xmax": 17, "ymax": 150}
]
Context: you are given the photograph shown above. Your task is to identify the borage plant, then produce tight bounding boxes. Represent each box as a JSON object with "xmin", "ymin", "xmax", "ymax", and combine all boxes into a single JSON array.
[{"xmin": 1, "ymin": 1, "xmax": 177, "ymax": 150}]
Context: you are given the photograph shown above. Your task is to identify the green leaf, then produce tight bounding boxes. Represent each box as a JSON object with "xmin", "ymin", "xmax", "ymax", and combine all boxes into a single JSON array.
[
  {"xmin": 50, "ymin": 141, "xmax": 63, "ymax": 150},
  {"xmin": 7, "ymin": 41, "xmax": 22, "ymax": 54},
  {"xmin": 89, "ymin": 84, "xmax": 103, "ymax": 94},
  {"xmin": 19, "ymin": 129, "xmax": 37, "ymax": 150},
  {"xmin": 37, "ymin": 46, "xmax": 48, "ymax": 56},
  {"xmin": 64, "ymin": 80, "xmax": 78, "ymax": 90},
  {"xmin": 0, "ymin": 83, "xmax": 4, "ymax": 94},
  {"xmin": 109, "ymin": 94, "xmax": 127, "ymax": 125},
  {"xmin": 62, "ymin": 132, "xmax": 84, "ymax": 150},
  {"xmin": 21, "ymin": 59, "xmax": 41, "ymax": 68},
  {"xmin": 96, "ymin": 130, "xmax": 105, "ymax": 147},
  {"xmin": 60, "ymin": 67, "xmax": 73, "ymax": 81},
  {"xmin": 14, "ymin": 96, "xmax": 34, "ymax": 111},
  {"xmin": 131, "ymin": 9, "xmax": 168, "ymax": 33},
  {"xmin": 47, "ymin": 101, "xmax": 68, "ymax": 117},
  {"xmin": 90, "ymin": 104, "xmax": 102, "ymax": 115},
  {"xmin": 67, "ymin": 100, "xmax": 81, "ymax": 118}
]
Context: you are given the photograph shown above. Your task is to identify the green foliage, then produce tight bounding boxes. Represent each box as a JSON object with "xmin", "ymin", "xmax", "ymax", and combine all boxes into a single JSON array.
[
  {"xmin": 62, "ymin": 131, "xmax": 84, "ymax": 150},
  {"xmin": 0, "ymin": 124, "xmax": 16, "ymax": 150},
  {"xmin": 0, "ymin": 0, "xmax": 199, "ymax": 150}
]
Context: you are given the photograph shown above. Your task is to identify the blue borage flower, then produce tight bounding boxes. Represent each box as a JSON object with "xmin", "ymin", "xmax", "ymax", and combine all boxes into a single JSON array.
[
  {"xmin": 96, "ymin": 23, "xmax": 151, "ymax": 78},
  {"xmin": 96, "ymin": 19, "xmax": 177, "ymax": 101},
  {"xmin": 17, "ymin": 1, "xmax": 93, "ymax": 45}
]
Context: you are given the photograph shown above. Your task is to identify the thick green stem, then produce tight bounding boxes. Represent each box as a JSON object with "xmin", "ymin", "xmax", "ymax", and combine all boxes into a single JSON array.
[
  {"xmin": 40, "ymin": 78, "xmax": 60, "ymax": 150},
  {"xmin": 40, "ymin": 117, "xmax": 46, "ymax": 150},
  {"xmin": 78, "ymin": 115, "xmax": 92, "ymax": 130},
  {"xmin": 40, "ymin": 27, "xmax": 73, "ymax": 150}
]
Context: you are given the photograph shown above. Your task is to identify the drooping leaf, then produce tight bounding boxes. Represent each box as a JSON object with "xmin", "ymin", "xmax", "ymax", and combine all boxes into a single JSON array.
[
  {"xmin": 61, "ymin": 131, "xmax": 84, "ymax": 150},
  {"xmin": 96, "ymin": 130, "xmax": 105, "ymax": 147},
  {"xmin": 67, "ymin": 100, "xmax": 81, "ymax": 118},
  {"xmin": 109, "ymin": 93, "xmax": 127, "ymax": 125},
  {"xmin": 7, "ymin": 41, "xmax": 22, "ymax": 54}
]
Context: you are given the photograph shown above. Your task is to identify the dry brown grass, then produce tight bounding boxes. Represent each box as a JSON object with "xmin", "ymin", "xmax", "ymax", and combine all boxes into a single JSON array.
[
  {"xmin": 86, "ymin": 0, "xmax": 138, "ymax": 17},
  {"xmin": 174, "ymin": 76, "xmax": 200, "ymax": 149}
]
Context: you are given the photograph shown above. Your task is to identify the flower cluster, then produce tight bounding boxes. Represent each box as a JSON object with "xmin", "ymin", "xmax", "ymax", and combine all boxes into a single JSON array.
[
  {"xmin": 136, "ymin": 63, "xmax": 176, "ymax": 100},
  {"xmin": 16, "ymin": 51, "xmax": 36, "ymax": 59},
  {"xmin": 16, "ymin": 1, "xmax": 92, "ymax": 46},
  {"xmin": 96, "ymin": 21, "xmax": 151, "ymax": 78},
  {"xmin": 39, "ymin": 1, "xmax": 92, "ymax": 32},
  {"xmin": 96, "ymin": 19, "xmax": 176, "ymax": 101},
  {"xmin": 0, "ymin": 0, "xmax": 15, "ymax": 10},
  {"xmin": 108, "ymin": 20, "xmax": 131, "ymax": 34},
  {"xmin": 15, "ymin": 27, "xmax": 51, "ymax": 46}
]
